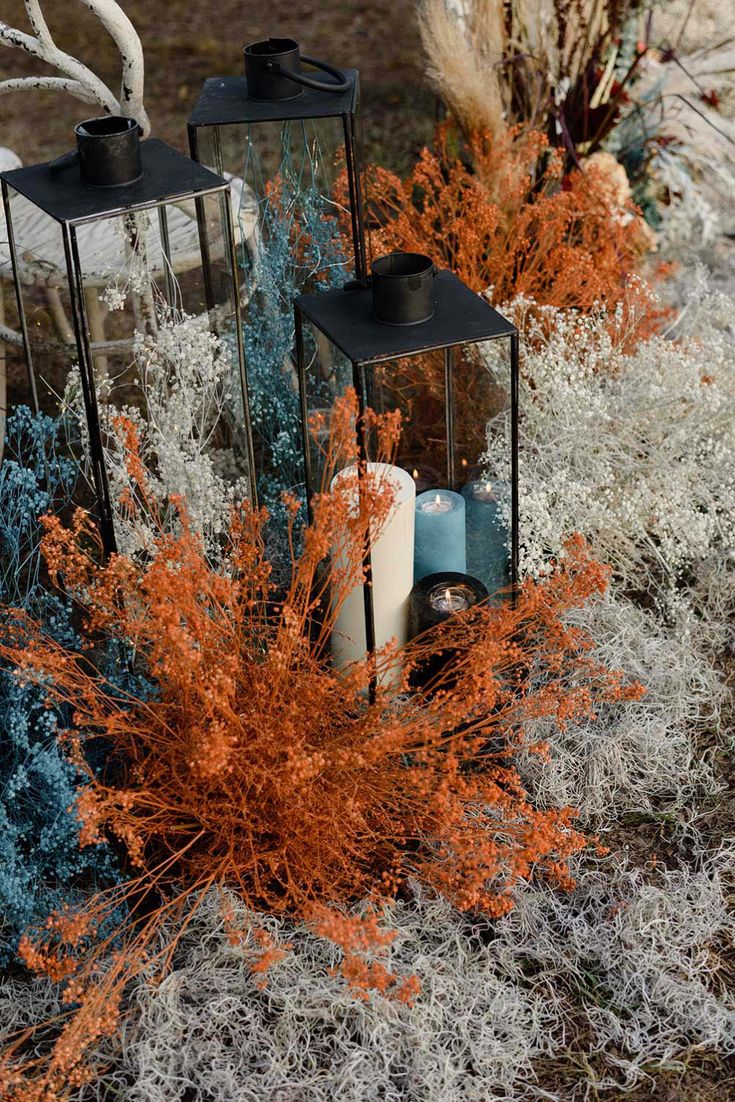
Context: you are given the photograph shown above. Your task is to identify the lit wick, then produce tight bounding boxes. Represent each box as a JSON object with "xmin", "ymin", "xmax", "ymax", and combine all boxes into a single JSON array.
[
  {"xmin": 407, "ymin": 464, "xmax": 442, "ymax": 495},
  {"xmin": 427, "ymin": 583, "xmax": 472, "ymax": 613},
  {"xmin": 419, "ymin": 492, "xmax": 453, "ymax": 515},
  {"xmin": 409, "ymin": 571, "xmax": 489, "ymax": 691},
  {"xmin": 471, "ymin": 480, "xmax": 497, "ymax": 502}
]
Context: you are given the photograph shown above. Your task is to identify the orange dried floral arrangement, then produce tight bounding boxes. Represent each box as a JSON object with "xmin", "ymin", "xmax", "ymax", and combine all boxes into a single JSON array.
[
  {"xmin": 0, "ymin": 393, "xmax": 643, "ymax": 1099},
  {"xmin": 358, "ymin": 126, "xmax": 658, "ymax": 328}
]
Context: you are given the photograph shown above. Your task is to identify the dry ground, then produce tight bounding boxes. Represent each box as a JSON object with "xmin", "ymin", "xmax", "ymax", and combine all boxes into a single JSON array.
[{"xmin": 0, "ymin": 0, "xmax": 435, "ymax": 171}]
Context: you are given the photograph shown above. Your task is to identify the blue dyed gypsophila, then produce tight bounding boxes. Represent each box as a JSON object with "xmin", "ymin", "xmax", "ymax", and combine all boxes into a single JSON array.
[
  {"xmin": 0, "ymin": 408, "xmax": 131, "ymax": 965},
  {"xmin": 237, "ymin": 120, "xmax": 352, "ymax": 544}
]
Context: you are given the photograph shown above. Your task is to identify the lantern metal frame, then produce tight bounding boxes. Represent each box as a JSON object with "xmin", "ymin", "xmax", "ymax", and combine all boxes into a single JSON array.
[
  {"xmin": 1, "ymin": 138, "xmax": 256, "ymax": 555},
  {"xmin": 294, "ymin": 269, "xmax": 520, "ymax": 661},
  {"xmin": 187, "ymin": 68, "xmax": 368, "ymax": 281}
]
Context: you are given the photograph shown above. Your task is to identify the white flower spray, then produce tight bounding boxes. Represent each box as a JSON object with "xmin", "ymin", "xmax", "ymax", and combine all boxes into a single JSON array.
[
  {"xmin": 482, "ymin": 278, "xmax": 735, "ymax": 639},
  {"xmin": 63, "ymin": 308, "xmax": 250, "ymax": 560}
]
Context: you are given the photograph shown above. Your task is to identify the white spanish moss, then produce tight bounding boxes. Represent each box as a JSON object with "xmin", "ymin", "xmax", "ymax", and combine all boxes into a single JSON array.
[
  {"xmin": 519, "ymin": 588, "xmax": 725, "ymax": 825},
  {"xmin": 75, "ymin": 845, "xmax": 734, "ymax": 1101}
]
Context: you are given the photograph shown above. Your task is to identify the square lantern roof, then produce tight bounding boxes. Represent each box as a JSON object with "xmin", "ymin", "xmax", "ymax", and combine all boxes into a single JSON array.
[
  {"xmin": 0, "ymin": 139, "xmax": 229, "ymax": 225},
  {"xmin": 295, "ymin": 270, "xmax": 516, "ymax": 366},
  {"xmin": 188, "ymin": 70, "xmax": 359, "ymax": 128}
]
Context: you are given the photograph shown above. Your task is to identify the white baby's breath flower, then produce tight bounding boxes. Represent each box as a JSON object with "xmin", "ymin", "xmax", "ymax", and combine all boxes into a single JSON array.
[
  {"xmin": 64, "ymin": 308, "xmax": 251, "ymax": 561},
  {"xmin": 482, "ymin": 281, "xmax": 735, "ymax": 640}
]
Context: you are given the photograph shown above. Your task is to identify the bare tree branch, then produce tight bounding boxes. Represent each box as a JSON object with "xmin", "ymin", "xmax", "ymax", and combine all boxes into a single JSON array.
[
  {"xmin": 24, "ymin": 0, "xmax": 55, "ymax": 52},
  {"xmin": 79, "ymin": 1, "xmax": 149, "ymax": 133},
  {"xmin": 0, "ymin": 1, "xmax": 148, "ymax": 133},
  {"xmin": 0, "ymin": 75, "xmax": 100, "ymax": 103},
  {"xmin": 0, "ymin": 17, "xmax": 120, "ymax": 114}
]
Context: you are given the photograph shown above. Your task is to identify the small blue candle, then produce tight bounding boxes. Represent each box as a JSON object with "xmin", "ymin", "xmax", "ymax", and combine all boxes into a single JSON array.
[
  {"xmin": 461, "ymin": 479, "xmax": 511, "ymax": 597},
  {"xmin": 414, "ymin": 489, "xmax": 466, "ymax": 582}
]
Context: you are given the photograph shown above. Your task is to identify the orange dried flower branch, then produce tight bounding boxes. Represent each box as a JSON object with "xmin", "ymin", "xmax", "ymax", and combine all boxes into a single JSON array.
[
  {"xmin": 355, "ymin": 126, "xmax": 659, "ymax": 335},
  {"xmin": 0, "ymin": 393, "xmax": 643, "ymax": 1099}
]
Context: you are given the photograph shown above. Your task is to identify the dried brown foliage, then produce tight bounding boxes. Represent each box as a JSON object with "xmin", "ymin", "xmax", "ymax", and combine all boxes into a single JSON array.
[{"xmin": 418, "ymin": 0, "xmax": 646, "ymax": 154}]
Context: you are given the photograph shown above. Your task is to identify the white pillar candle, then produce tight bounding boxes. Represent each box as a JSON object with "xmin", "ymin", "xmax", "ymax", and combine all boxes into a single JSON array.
[{"xmin": 331, "ymin": 462, "xmax": 415, "ymax": 682}]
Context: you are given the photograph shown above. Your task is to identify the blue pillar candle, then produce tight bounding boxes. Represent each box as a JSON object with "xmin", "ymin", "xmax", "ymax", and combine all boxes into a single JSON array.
[
  {"xmin": 460, "ymin": 479, "xmax": 511, "ymax": 597},
  {"xmin": 414, "ymin": 489, "xmax": 466, "ymax": 582}
]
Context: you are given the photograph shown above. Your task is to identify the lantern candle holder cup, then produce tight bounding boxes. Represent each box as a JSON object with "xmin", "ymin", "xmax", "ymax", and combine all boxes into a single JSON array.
[
  {"xmin": 243, "ymin": 37, "xmax": 352, "ymax": 101},
  {"xmin": 371, "ymin": 251, "xmax": 436, "ymax": 326},
  {"xmin": 48, "ymin": 115, "xmax": 143, "ymax": 188},
  {"xmin": 408, "ymin": 570, "xmax": 489, "ymax": 690}
]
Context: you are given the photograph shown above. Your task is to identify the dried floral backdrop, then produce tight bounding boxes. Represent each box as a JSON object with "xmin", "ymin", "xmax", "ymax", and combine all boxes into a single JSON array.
[{"xmin": 0, "ymin": 1, "xmax": 734, "ymax": 1100}]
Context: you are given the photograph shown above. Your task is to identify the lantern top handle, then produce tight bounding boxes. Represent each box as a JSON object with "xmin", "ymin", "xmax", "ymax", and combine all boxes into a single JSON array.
[
  {"xmin": 243, "ymin": 37, "xmax": 350, "ymax": 101},
  {"xmin": 371, "ymin": 252, "xmax": 437, "ymax": 326}
]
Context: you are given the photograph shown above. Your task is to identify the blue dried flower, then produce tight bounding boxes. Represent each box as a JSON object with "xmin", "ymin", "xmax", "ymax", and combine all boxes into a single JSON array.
[
  {"xmin": 238, "ymin": 123, "xmax": 351, "ymax": 528},
  {"xmin": 0, "ymin": 409, "xmax": 122, "ymax": 965}
]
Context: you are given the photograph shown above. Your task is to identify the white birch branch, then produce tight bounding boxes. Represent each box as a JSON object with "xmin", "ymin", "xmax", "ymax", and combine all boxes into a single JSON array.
[
  {"xmin": 78, "ymin": 0, "xmax": 148, "ymax": 133},
  {"xmin": 0, "ymin": 18, "xmax": 120, "ymax": 114},
  {"xmin": 0, "ymin": 76, "xmax": 100, "ymax": 103},
  {"xmin": 24, "ymin": 0, "xmax": 54, "ymax": 51},
  {"xmin": 0, "ymin": 1, "xmax": 149, "ymax": 134}
]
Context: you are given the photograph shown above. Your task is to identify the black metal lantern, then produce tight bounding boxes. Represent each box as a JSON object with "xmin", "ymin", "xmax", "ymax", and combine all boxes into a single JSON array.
[
  {"xmin": 187, "ymin": 38, "xmax": 367, "ymax": 506},
  {"xmin": 294, "ymin": 255, "xmax": 519, "ymax": 671},
  {"xmin": 187, "ymin": 37, "xmax": 366, "ymax": 280},
  {"xmin": 1, "ymin": 120, "xmax": 255, "ymax": 555}
]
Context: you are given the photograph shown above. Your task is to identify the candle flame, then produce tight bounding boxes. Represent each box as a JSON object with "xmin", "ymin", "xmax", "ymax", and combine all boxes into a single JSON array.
[
  {"xmin": 444, "ymin": 588, "xmax": 451, "ymax": 603},
  {"xmin": 435, "ymin": 494, "xmax": 441, "ymax": 507},
  {"xmin": 412, "ymin": 469, "xmax": 419, "ymax": 479},
  {"xmin": 485, "ymin": 481, "xmax": 493, "ymax": 494}
]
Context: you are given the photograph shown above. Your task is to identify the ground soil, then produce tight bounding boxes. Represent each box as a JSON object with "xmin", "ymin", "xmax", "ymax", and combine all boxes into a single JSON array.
[{"xmin": 0, "ymin": 0, "xmax": 434, "ymax": 171}]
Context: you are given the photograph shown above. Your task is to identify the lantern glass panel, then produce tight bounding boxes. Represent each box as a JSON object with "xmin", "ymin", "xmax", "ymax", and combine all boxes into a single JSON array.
[
  {"xmin": 450, "ymin": 339, "xmax": 514, "ymax": 597},
  {"xmin": 369, "ymin": 341, "xmax": 512, "ymax": 486},
  {"xmin": 4, "ymin": 188, "xmax": 244, "ymax": 399},
  {"xmin": 370, "ymin": 352, "xmax": 449, "ymax": 482},
  {"xmin": 2, "ymin": 181, "xmax": 68, "ymax": 414},
  {"xmin": 197, "ymin": 116, "xmax": 353, "ymax": 250},
  {"xmin": 295, "ymin": 318, "xmax": 354, "ymax": 493}
]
